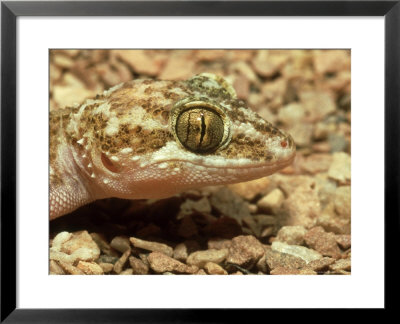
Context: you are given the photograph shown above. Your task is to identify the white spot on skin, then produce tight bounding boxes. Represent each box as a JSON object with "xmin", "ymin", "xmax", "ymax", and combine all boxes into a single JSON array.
[
  {"xmin": 102, "ymin": 82, "xmax": 123, "ymax": 96},
  {"xmin": 120, "ymin": 148, "xmax": 133, "ymax": 154},
  {"xmin": 104, "ymin": 116, "xmax": 120, "ymax": 137},
  {"xmin": 77, "ymin": 138, "xmax": 84, "ymax": 145},
  {"xmin": 131, "ymin": 156, "xmax": 140, "ymax": 161},
  {"xmin": 110, "ymin": 156, "xmax": 119, "ymax": 162},
  {"xmin": 103, "ymin": 179, "xmax": 110, "ymax": 184},
  {"xmin": 88, "ymin": 163, "xmax": 92, "ymax": 168},
  {"xmin": 158, "ymin": 162, "xmax": 168, "ymax": 169},
  {"xmin": 91, "ymin": 173, "xmax": 96, "ymax": 178}
]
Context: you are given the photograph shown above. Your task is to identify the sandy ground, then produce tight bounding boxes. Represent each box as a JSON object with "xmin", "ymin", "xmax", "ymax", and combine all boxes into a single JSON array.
[{"xmin": 49, "ymin": 49, "xmax": 351, "ymax": 275}]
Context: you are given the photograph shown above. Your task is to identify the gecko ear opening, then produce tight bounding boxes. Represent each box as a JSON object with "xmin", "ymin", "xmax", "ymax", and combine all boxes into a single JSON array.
[
  {"xmin": 191, "ymin": 73, "xmax": 237, "ymax": 99},
  {"xmin": 101, "ymin": 153, "xmax": 120, "ymax": 173}
]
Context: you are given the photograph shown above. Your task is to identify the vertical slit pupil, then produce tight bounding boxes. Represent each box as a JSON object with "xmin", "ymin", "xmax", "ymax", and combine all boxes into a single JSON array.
[{"xmin": 199, "ymin": 112, "xmax": 206, "ymax": 147}]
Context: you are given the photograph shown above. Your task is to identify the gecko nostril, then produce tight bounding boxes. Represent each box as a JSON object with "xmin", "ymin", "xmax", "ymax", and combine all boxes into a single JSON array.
[
  {"xmin": 280, "ymin": 140, "xmax": 287, "ymax": 148},
  {"xmin": 101, "ymin": 153, "xmax": 120, "ymax": 173}
]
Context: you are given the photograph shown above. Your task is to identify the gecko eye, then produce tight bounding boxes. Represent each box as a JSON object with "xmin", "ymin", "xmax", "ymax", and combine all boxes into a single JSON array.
[
  {"xmin": 176, "ymin": 108, "xmax": 224, "ymax": 153},
  {"xmin": 170, "ymin": 99, "xmax": 232, "ymax": 154}
]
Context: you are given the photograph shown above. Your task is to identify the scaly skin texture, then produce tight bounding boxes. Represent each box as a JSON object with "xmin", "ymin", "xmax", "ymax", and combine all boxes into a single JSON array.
[{"xmin": 50, "ymin": 73, "xmax": 295, "ymax": 219}]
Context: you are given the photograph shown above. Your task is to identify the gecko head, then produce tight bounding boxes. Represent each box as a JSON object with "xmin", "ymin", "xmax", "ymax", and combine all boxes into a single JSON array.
[{"xmin": 76, "ymin": 74, "xmax": 295, "ymax": 199}]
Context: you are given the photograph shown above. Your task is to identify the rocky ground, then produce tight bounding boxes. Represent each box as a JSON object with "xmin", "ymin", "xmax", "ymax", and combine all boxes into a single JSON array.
[{"xmin": 50, "ymin": 49, "xmax": 351, "ymax": 275}]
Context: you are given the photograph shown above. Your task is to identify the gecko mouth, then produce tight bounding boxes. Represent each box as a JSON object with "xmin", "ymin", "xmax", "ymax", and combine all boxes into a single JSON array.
[{"xmin": 153, "ymin": 152, "xmax": 296, "ymax": 171}]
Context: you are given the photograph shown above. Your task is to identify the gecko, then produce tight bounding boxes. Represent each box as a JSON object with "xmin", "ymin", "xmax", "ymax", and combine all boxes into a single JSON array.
[{"xmin": 50, "ymin": 73, "xmax": 295, "ymax": 220}]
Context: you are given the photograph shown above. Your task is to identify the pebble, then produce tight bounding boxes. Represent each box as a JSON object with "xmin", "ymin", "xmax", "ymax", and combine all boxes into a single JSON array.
[
  {"xmin": 209, "ymin": 187, "xmax": 251, "ymax": 221},
  {"xmin": 275, "ymin": 226, "xmax": 307, "ymax": 245},
  {"xmin": 299, "ymin": 154, "xmax": 333, "ymax": 174},
  {"xmin": 299, "ymin": 91, "xmax": 336, "ymax": 122},
  {"xmin": 257, "ymin": 188, "xmax": 285, "ymax": 212},
  {"xmin": 271, "ymin": 241, "xmax": 322, "ymax": 263},
  {"xmin": 98, "ymin": 262, "xmax": 114, "ymax": 273},
  {"xmin": 180, "ymin": 197, "xmax": 212, "ymax": 215},
  {"xmin": 147, "ymin": 252, "xmax": 198, "ymax": 274},
  {"xmin": 159, "ymin": 52, "xmax": 196, "ymax": 80},
  {"xmin": 287, "ymin": 123, "xmax": 314, "ymax": 147},
  {"xmin": 51, "ymin": 231, "xmax": 100, "ymax": 264},
  {"xmin": 313, "ymin": 50, "xmax": 350, "ymax": 74},
  {"xmin": 129, "ymin": 256, "xmax": 149, "ymax": 275},
  {"xmin": 177, "ymin": 215, "xmax": 198, "ymax": 238},
  {"xmin": 226, "ymin": 235, "xmax": 265, "ymax": 269},
  {"xmin": 207, "ymin": 238, "xmax": 232, "ymax": 250},
  {"xmin": 113, "ymin": 50, "xmax": 164, "ymax": 76},
  {"xmin": 49, "ymin": 260, "xmax": 65, "ymax": 275},
  {"xmin": 228, "ymin": 177, "xmax": 272, "ymax": 201},
  {"xmin": 90, "ymin": 233, "xmax": 119, "ymax": 257},
  {"xmin": 329, "ymin": 258, "xmax": 351, "ymax": 272},
  {"xmin": 328, "ymin": 152, "xmax": 351, "ymax": 184},
  {"xmin": 270, "ymin": 267, "xmax": 316, "ymax": 275},
  {"xmin": 110, "ymin": 236, "xmax": 131, "ymax": 253},
  {"xmin": 277, "ymin": 103, "xmax": 305, "ymax": 126},
  {"xmin": 304, "ymin": 226, "xmax": 341, "ymax": 259},
  {"xmin": 282, "ymin": 179, "xmax": 320, "ymax": 228},
  {"xmin": 265, "ymin": 249, "xmax": 306, "ymax": 271},
  {"xmin": 173, "ymin": 243, "xmax": 189, "ymax": 262},
  {"xmin": 335, "ymin": 234, "xmax": 351, "ymax": 250},
  {"xmin": 113, "ymin": 248, "xmax": 131, "ymax": 274},
  {"xmin": 119, "ymin": 269, "xmax": 134, "ymax": 275},
  {"xmin": 57, "ymin": 260, "xmax": 84, "ymax": 275},
  {"xmin": 203, "ymin": 216, "xmax": 243, "ymax": 239},
  {"xmin": 252, "ymin": 50, "xmax": 289, "ymax": 77},
  {"xmin": 305, "ymin": 257, "xmax": 335, "ymax": 272},
  {"xmin": 186, "ymin": 249, "xmax": 229, "ymax": 268},
  {"xmin": 334, "ymin": 186, "xmax": 351, "ymax": 219},
  {"xmin": 77, "ymin": 261, "xmax": 104, "ymax": 275},
  {"xmin": 129, "ymin": 237, "xmax": 173, "ymax": 257},
  {"xmin": 204, "ymin": 262, "xmax": 228, "ymax": 275}
]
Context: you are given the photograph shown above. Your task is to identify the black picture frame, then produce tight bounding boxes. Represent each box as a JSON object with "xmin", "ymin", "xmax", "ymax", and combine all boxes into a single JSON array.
[{"xmin": 1, "ymin": 0, "xmax": 398, "ymax": 321}]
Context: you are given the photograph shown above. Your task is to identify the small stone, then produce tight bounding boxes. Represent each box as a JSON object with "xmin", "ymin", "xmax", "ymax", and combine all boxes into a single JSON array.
[
  {"xmin": 53, "ymin": 54, "xmax": 74, "ymax": 69},
  {"xmin": 207, "ymin": 238, "xmax": 232, "ymax": 250},
  {"xmin": 336, "ymin": 234, "xmax": 351, "ymax": 250},
  {"xmin": 119, "ymin": 269, "xmax": 134, "ymax": 275},
  {"xmin": 278, "ymin": 103, "xmax": 305, "ymax": 126},
  {"xmin": 299, "ymin": 91, "xmax": 336, "ymax": 122},
  {"xmin": 270, "ymin": 267, "xmax": 317, "ymax": 275},
  {"xmin": 271, "ymin": 241, "xmax": 322, "ymax": 263},
  {"xmin": 209, "ymin": 187, "xmax": 251, "ymax": 221},
  {"xmin": 288, "ymin": 123, "xmax": 314, "ymax": 147},
  {"xmin": 53, "ymin": 86, "xmax": 94, "ymax": 109},
  {"xmin": 228, "ymin": 177, "xmax": 272, "ymax": 201},
  {"xmin": 57, "ymin": 260, "xmax": 84, "ymax": 275},
  {"xmin": 265, "ymin": 249, "xmax": 306, "ymax": 271},
  {"xmin": 252, "ymin": 50, "xmax": 289, "ymax": 77},
  {"xmin": 97, "ymin": 255, "xmax": 119, "ymax": 265},
  {"xmin": 282, "ymin": 179, "xmax": 320, "ymax": 228},
  {"xmin": 196, "ymin": 269, "xmax": 208, "ymax": 275},
  {"xmin": 275, "ymin": 226, "xmax": 308, "ymax": 245},
  {"xmin": 242, "ymin": 216, "xmax": 261, "ymax": 237},
  {"xmin": 130, "ymin": 237, "xmax": 173, "ymax": 257},
  {"xmin": 180, "ymin": 197, "xmax": 212, "ymax": 215},
  {"xmin": 313, "ymin": 50, "xmax": 350, "ymax": 75},
  {"xmin": 129, "ymin": 256, "xmax": 149, "ymax": 274},
  {"xmin": 77, "ymin": 261, "xmax": 104, "ymax": 275},
  {"xmin": 305, "ymin": 257, "xmax": 335, "ymax": 272},
  {"xmin": 177, "ymin": 215, "xmax": 198, "ymax": 238},
  {"xmin": 90, "ymin": 233, "xmax": 119, "ymax": 257},
  {"xmin": 329, "ymin": 258, "xmax": 351, "ymax": 272},
  {"xmin": 299, "ymin": 154, "xmax": 333, "ymax": 174},
  {"xmin": 98, "ymin": 262, "xmax": 114, "ymax": 273},
  {"xmin": 187, "ymin": 249, "xmax": 229, "ymax": 268},
  {"xmin": 334, "ymin": 186, "xmax": 351, "ymax": 219},
  {"xmin": 113, "ymin": 50, "xmax": 164, "ymax": 76},
  {"xmin": 227, "ymin": 235, "xmax": 265, "ymax": 269},
  {"xmin": 204, "ymin": 262, "xmax": 228, "ymax": 275},
  {"xmin": 256, "ymin": 253, "xmax": 268, "ymax": 273},
  {"xmin": 51, "ymin": 231, "xmax": 100, "ymax": 264},
  {"xmin": 203, "ymin": 216, "xmax": 243, "ymax": 239},
  {"xmin": 253, "ymin": 215, "xmax": 277, "ymax": 226},
  {"xmin": 304, "ymin": 226, "xmax": 341, "ymax": 258},
  {"xmin": 147, "ymin": 252, "xmax": 198, "ymax": 274},
  {"xmin": 113, "ymin": 248, "xmax": 131, "ymax": 274},
  {"xmin": 328, "ymin": 152, "xmax": 351, "ymax": 184},
  {"xmin": 257, "ymin": 188, "xmax": 285, "ymax": 212},
  {"xmin": 195, "ymin": 49, "xmax": 226, "ymax": 61},
  {"xmin": 110, "ymin": 236, "xmax": 131, "ymax": 253},
  {"xmin": 173, "ymin": 243, "xmax": 189, "ymax": 262},
  {"xmin": 159, "ymin": 53, "xmax": 195, "ymax": 80},
  {"xmin": 233, "ymin": 74, "xmax": 250, "ymax": 100},
  {"xmin": 49, "ymin": 260, "xmax": 65, "ymax": 275}
]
